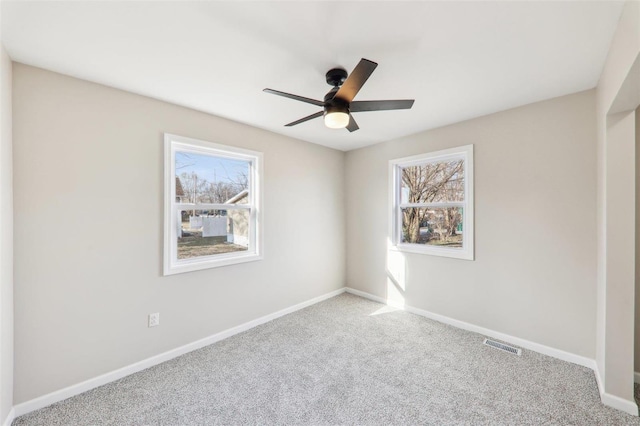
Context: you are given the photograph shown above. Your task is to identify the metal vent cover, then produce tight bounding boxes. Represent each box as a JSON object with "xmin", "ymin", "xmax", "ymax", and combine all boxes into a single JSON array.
[{"xmin": 483, "ymin": 338, "xmax": 522, "ymax": 356}]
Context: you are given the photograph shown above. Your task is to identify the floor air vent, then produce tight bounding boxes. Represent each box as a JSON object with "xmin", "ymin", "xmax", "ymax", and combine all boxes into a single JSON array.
[{"xmin": 483, "ymin": 338, "xmax": 522, "ymax": 356}]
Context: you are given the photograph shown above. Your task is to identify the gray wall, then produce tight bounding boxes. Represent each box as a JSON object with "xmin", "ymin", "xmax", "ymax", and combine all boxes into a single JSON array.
[
  {"xmin": 345, "ymin": 90, "xmax": 597, "ymax": 358},
  {"xmin": 12, "ymin": 63, "xmax": 346, "ymax": 403},
  {"xmin": 0, "ymin": 45, "xmax": 13, "ymax": 422}
]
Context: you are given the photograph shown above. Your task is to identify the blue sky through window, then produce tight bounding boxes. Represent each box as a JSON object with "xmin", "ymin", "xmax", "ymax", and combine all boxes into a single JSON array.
[{"xmin": 176, "ymin": 151, "xmax": 248, "ymax": 185}]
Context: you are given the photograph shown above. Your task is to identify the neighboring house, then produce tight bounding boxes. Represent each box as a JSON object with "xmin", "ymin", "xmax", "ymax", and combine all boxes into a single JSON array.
[{"xmin": 224, "ymin": 189, "xmax": 249, "ymax": 247}]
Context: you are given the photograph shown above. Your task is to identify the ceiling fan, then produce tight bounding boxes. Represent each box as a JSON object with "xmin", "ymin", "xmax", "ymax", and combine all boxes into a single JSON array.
[{"xmin": 263, "ymin": 58, "xmax": 414, "ymax": 132}]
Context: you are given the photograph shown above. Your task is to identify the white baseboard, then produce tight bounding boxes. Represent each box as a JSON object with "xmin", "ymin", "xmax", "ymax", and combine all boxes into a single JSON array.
[
  {"xmin": 13, "ymin": 287, "xmax": 346, "ymax": 418},
  {"xmin": 2, "ymin": 408, "xmax": 15, "ymax": 426},
  {"xmin": 345, "ymin": 287, "xmax": 596, "ymax": 369},
  {"xmin": 346, "ymin": 287, "xmax": 640, "ymax": 416},
  {"xmin": 11, "ymin": 287, "xmax": 639, "ymax": 419},
  {"xmin": 591, "ymin": 364, "xmax": 637, "ymax": 416},
  {"xmin": 601, "ymin": 390, "xmax": 639, "ymax": 416},
  {"xmin": 346, "ymin": 287, "xmax": 387, "ymax": 305}
]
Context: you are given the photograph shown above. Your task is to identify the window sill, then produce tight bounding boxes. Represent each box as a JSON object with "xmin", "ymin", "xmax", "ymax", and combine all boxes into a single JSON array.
[
  {"xmin": 163, "ymin": 252, "xmax": 262, "ymax": 276},
  {"xmin": 390, "ymin": 243, "xmax": 474, "ymax": 261}
]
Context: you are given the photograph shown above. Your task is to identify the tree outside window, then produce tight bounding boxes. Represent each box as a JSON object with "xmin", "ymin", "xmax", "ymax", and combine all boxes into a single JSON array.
[{"xmin": 390, "ymin": 145, "xmax": 474, "ymax": 260}]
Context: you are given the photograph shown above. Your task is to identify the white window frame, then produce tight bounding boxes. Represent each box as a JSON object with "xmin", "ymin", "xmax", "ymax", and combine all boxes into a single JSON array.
[
  {"xmin": 389, "ymin": 144, "xmax": 474, "ymax": 260},
  {"xmin": 163, "ymin": 133, "xmax": 263, "ymax": 275}
]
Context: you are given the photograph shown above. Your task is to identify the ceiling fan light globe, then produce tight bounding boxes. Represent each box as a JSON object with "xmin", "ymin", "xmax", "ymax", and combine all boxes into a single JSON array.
[{"xmin": 324, "ymin": 111, "xmax": 349, "ymax": 129}]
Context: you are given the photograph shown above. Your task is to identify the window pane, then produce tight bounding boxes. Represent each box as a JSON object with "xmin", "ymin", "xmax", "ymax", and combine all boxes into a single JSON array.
[
  {"xmin": 401, "ymin": 207, "xmax": 463, "ymax": 248},
  {"xmin": 401, "ymin": 159, "xmax": 464, "ymax": 203},
  {"xmin": 177, "ymin": 209, "xmax": 249, "ymax": 260},
  {"xmin": 175, "ymin": 151, "xmax": 249, "ymax": 204}
]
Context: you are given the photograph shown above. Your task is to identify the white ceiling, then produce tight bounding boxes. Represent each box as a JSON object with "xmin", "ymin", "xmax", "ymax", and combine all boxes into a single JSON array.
[{"xmin": 1, "ymin": 1, "xmax": 625, "ymax": 151}]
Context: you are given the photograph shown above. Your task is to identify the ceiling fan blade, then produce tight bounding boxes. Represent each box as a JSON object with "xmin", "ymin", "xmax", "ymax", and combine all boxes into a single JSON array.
[
  {"xmin": 284, "ymin": 111, "xmax": 324, "ymax": 127},
  {"xmin": 346, "ymin": 114, "xmax": 359, "ymax": 132},
  {"xmin": 263, "ymin": 88, "xmax": 324, "ymax": 107},
  {"xmin": 334, "ymin": 58, "xmax": 378, "ymax": 103},
  {"xmin": 350, "ymin": 99, "xmax": 415, "ymax": 112}
]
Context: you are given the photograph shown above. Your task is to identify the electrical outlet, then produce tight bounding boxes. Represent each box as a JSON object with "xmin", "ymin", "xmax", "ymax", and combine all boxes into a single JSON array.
[{"xmin": 148, "ymin": 312, "xmax": 160, "ymax": 327}]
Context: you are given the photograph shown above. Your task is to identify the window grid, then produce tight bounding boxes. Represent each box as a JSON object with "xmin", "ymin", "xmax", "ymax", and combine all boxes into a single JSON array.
[
  {"xmin": 390, "ymin": 145, "xmax": 474, "ymax": 260},
  {"xmin": 164, "ymin": 134, "xmax": 263, "ymax": 275}
]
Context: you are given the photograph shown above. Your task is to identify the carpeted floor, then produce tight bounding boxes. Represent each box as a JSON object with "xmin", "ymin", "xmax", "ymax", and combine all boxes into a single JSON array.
[{"xmin": 13, "ymin": 293, "xmax": 640, "ymax": 425}]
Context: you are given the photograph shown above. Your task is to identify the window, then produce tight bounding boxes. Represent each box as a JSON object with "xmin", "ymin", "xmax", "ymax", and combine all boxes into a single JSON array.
[
  {"xmin": 164, "ymin": 134, "xmax": 263, "ymax": 275},
  {"xmin": 390, "ymin": 145, "xmax": 474, "ymax": 260}
]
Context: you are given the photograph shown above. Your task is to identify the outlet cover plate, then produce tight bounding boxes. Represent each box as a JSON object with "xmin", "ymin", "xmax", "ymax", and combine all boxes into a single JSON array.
[{"xmin": 148, "ymin": 312, "xmax": 160, "ymax": 327}]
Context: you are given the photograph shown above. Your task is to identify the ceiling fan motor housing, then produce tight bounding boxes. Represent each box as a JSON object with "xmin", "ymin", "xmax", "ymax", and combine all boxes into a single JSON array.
[{"xmin": 325, "ymin": 68, "xmax": 348, "ymax": 87}]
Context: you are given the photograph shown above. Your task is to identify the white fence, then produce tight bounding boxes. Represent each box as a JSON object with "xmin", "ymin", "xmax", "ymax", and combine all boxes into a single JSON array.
[
  {"xmin": 189, "ymin": 216, "xmax": 203, "ymax": 229},
  {"xmin": 202, "ymin": 217, "xmax": 227, "ymax": 237},
  {"xmin": 186, "ymin": 216, "xmax": 227, "ymax": 237},
  {"xmin": 183, "ymin": 215, "xmax": 247, "ymax": 245}
]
